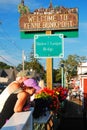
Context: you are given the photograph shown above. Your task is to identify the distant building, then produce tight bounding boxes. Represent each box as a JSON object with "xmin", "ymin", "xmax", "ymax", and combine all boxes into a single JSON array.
[
  {"xmin": 77, "ymin": 62, "xmax": 87, "ymax": 93},
  {"xmin": 0, "ymin": 68, "xmax": 18, "ymax": 90},
  {"xmin": 77, "ymin": 62, "xmax": 87, "ymax": 75}
]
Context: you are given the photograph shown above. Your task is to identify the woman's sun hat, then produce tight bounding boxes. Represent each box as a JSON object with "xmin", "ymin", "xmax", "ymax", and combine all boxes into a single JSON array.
[{"xmin": 23, "ymin": 78, "xmax": 41, "ymax": 92}]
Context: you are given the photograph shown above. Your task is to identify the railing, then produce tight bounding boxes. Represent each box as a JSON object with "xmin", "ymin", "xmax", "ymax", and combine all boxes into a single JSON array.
[
  {"xmin": 1, "ymin": 107, "xmax": 34, "ymax": 130},
  {"xmin": 33, "ymin": 111, "xmax": 53, "ymax": 130},
  {"xmin": 1, "ymin": 108, "xmax": 54, "ymax": 130}
]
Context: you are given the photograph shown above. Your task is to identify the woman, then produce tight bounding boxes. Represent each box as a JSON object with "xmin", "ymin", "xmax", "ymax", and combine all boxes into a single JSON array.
[
  {"xmin": 0, "ymin": 78, "xmax": 41, "ymax": 128},
  {"xmin": 0, "ymin": 76, "xmax": 28, "ymax": 113}
]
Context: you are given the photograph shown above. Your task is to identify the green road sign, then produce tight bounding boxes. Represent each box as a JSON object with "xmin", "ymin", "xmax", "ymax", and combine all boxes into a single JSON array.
[
  {"xmin": 34, "ymin": 34, "xmax": 64, "ymax": 58},
  {"xmin": 20, "ymin": 30, "xmax": 78, "ymax": 39}
]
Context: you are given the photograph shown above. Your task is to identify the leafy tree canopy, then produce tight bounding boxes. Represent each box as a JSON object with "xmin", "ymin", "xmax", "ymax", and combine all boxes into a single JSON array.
[{"xmin": 0, "ymin": 62, "xmax": 13, "ymax": 69}]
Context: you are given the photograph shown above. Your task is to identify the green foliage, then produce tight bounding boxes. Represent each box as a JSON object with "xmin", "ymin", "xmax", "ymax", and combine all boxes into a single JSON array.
[
  {"xmin": 53, "ymin": 69, "xmax": 61, "ymax": 83},
  {"xmin": 16, "ymin": 64, "xmax": 22, "ymax": 71},
  {"xmin": 0, "ymin": 62, "xmax": 13, "ymax": 69},
  {"xmin": 52, "ymin": 55, "xmax": 87, "ymax": 84},
  {"xmin": 16, "ymin": 47, "xmax": 87, "ymax": 85},
  {"xmin": 59, "ymin": 55, "xmax": 87, "ymax": 81},
  {"xmin": 18, "ymin": 3, "xmax": 30, "ymax": 15},
  {"xmin": 24, "ymin": 61, "xmax": 44, "ymax": 73}
]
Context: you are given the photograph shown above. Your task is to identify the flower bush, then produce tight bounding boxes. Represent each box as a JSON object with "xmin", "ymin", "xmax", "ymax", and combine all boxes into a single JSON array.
[
  {"xmin": 54, "ymin": 86, "xmax": 68, "ymax": 102},
  {"xmin": 33, "ymin": 87, "xmax": 68, "ymax": 118}
]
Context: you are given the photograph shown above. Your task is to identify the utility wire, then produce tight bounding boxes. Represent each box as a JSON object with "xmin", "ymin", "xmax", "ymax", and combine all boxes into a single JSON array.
[
  {"xmin": 0, "ymin": 40, "xmax": 22, "ymax": 63},
  {"xmin": 0, "ymin": 24, "xmax": 23, "ymax": 65},
  {"xmin": 0, "ymin": 25, "xmax": 22, "ymax": 52},
  {"xmin": 0, "ymin": 55, "xmax": 16, "ymax": 66},
  {"xmin": 0, "ymin": 22, "xmax": 30, "ymax": 66}
]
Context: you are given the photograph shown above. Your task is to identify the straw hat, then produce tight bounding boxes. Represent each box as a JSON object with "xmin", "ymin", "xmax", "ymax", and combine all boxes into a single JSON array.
[{"xmin": 16, "ymin": 70, "xmax": 36, "ymax": 78}]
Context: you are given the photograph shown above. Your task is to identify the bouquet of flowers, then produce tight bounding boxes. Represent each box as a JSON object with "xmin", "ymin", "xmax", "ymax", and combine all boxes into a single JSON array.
[
  {"xmin": 33, "ymin": 87, "xmax": 60, "ymax": 118},
  {"xmin": 33, "ymin": 87, "xmax": 68, "ymax": 118}
]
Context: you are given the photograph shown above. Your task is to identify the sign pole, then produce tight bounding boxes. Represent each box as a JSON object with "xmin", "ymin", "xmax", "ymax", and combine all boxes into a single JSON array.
[
  {"xmin": 46, "ymin": 31, "xmax": 53, "ymax": 89},
  {"xmin": 22, "ymin": 50, "xmax": 25, "ymax": 72},
  {"xmin": 61, "ymin": 63, "xmax": 64, "ymax": 87},
  {"xmin": 61, "ymin": 66, "xmax": 64, "ymax": 87}
]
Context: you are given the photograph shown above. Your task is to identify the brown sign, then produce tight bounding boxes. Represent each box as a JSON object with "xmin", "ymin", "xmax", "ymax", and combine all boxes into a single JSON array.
[{"xmin": 19, "ymin": 6, "xmax": 78, "ymax": 32}]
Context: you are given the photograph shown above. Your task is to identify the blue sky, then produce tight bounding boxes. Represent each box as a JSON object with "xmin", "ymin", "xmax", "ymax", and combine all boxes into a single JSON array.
[{"xmin": 0, "ymin": 0, "xmax": 87, "ymax": 69}]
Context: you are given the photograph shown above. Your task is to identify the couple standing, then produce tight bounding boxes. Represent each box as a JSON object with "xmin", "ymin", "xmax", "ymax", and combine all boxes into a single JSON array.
[{"xmin": 0, "ymin": 77, "xmax": 41, "ymax": 128}]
